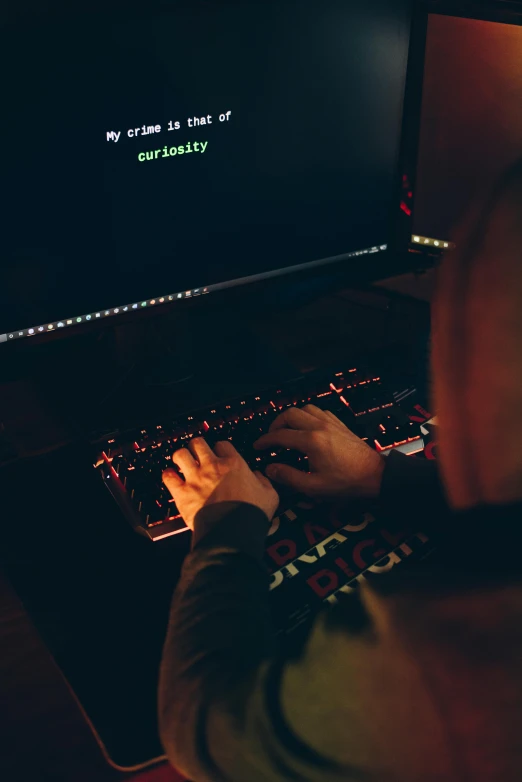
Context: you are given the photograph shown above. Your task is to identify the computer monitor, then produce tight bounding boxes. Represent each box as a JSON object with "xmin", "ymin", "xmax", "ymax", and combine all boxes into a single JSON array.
[
  {"xmin": 1, "ymin": 0, "xmax": 412, "ymax": 345},
  {"xmin": 408, "ymin": 4, "xmax": 522, "ymax": 251}
]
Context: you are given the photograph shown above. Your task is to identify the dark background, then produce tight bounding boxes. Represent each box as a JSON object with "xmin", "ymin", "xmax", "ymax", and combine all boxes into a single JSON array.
[
  {"xmin": 1, "ymin": 0, "xmax": 411, "ymax": 335},
  {"xmin": 413, "ymin": 12, "xmax": 522, "ymax": 240}
]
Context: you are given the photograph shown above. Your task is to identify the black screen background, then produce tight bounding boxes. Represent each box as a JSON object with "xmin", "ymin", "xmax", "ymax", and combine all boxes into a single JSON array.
[{"xmin": 1, "ymin": 0, "xmax": 410, "ymax": 333}]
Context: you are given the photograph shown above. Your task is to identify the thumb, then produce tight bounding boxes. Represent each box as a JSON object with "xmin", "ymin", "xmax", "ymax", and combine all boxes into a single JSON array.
[{"xmin": 265, "ymin": 463, "xmax": 320, "ymax": 495}]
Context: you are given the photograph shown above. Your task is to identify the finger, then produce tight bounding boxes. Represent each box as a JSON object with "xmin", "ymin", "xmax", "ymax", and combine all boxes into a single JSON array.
[
  {"xmin": 264, "ymin": 463, "xmax": 322, "ymax": 496},
  {"xmin": 254, "ymin": 429, "xmax": 308, "ymax": 453},
  {"xmin": 172, "ymin": 447, "xmax": 198, "ymax": 478},
  {"xmin": 214, "ymin": 440, "xmax": 239, "ymax": 459},
  {"xmin": 268, "ymin": 407, "xmax": 322, "ymax": 433},
  {"xmin": 188, "ymin": 437, "xmax": 216, "ymax": 465},
  {"xmin": 163, "ymin": 468, "xmax": 184, "ymax": 495},
  {"xmin": 301, "ymin": 404, "xmax": 332, "ymax": 422}
]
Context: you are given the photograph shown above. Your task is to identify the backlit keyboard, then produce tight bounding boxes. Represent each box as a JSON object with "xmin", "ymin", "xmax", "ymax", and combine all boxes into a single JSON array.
[{"xmin": 93, "ymin": 365, "xmax": 425, "ymax": 540}]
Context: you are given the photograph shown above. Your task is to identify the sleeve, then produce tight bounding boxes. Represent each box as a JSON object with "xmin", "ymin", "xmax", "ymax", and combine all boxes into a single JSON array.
[
  {"xmin": 158, "ymin": 451, "xmax": 454, "ymax": 781},
  {"xmin": 158, "ymin": 501, "xmax": 367, "ymax": 782},
  {"xmin": 376, "ymin": 449, "xmax": 450, "ymax": 535}
]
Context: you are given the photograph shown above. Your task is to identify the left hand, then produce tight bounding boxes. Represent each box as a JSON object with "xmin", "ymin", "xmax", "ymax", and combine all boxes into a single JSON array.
[{"xmin": 163, "ymin": 438, "xmax": 279, "ymax": 530}]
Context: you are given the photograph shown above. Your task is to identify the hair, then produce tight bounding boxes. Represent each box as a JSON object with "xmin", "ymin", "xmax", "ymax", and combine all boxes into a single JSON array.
[{"xmin": 431, "ymin": 156, "xmax": 522, "ymax": 509}]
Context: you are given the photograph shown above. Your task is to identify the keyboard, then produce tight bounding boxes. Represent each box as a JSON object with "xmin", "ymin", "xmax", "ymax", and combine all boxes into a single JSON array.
[{"xmin": 93, "ymin": 365, "xmax": 426, "ymax": 541}]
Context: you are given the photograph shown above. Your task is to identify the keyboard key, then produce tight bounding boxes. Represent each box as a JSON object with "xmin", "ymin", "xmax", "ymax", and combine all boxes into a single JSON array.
[{"xmin": 95, "ymin": 364, "xmax": 412, "ymax": 540}]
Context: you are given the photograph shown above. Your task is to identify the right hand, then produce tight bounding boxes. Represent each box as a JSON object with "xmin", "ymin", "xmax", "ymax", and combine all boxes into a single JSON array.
[{"xmin": 253, "ymin": 404, "xmax": 385, "ymax": 501}]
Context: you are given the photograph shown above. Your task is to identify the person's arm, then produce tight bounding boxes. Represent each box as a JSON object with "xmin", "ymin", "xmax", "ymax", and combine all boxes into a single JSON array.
[
  {"xmin": 158, "ymin": 501, "xmax": 275, "ymax": 781},
  {"xmin": 159, "ymin": 474, "xmax": 522, "ymax": 782},
  {"xmin": 377, "ymin": 449, "xmax": 449, "ymax": 535},
  {"xmin": 159, "ymin": 436, "xmax": 374, "ymax": 781},
  {"xmin": 158, "ymin": 500, "xmax": 371, "ymax": 782},
  {"xmin": 158, "ymin": 407, "xmax": 452, "ymax": 780},
  {"xmin": 254, "ymin": 405, "xmax": 449, "ymax": 535}
]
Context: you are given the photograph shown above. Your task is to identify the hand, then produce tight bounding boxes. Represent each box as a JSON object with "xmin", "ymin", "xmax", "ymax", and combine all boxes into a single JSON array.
[
  {"xmin": 162, "ymin": 438, "xmax": 279, "ymax": 531},
  {"xmin": 253, "ymin": 405, "xmax": 385, "ymax": 501}
]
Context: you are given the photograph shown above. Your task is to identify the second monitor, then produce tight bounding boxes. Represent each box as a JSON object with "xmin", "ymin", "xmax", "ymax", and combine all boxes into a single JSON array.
[{"xmin": 412, "ymin": 7, "xmax": 522, "ymax": 248}]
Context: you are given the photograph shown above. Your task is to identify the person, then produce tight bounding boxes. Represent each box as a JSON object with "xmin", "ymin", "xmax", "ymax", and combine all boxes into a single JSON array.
[{"xmin": 158, "ymin": 159, "xmax": 522, "ymax": 782}]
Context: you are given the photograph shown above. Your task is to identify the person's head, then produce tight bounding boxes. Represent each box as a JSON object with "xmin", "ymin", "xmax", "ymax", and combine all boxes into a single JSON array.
[{"xmin": 431, "ymin": 158, "xmax": 522, "ymax": 510}]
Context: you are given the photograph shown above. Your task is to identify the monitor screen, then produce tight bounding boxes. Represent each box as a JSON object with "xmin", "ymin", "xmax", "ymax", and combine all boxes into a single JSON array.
[
  {"xmin": 412, "ymin": 12, "xmax": 522, "ymax": 247},
  {"xmin": 1, "ymin": 0, "xmax": 411, "ymax": 343}
]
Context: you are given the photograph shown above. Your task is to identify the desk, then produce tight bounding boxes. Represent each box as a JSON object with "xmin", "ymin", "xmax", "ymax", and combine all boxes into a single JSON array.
[{"xmin": 0, "ymin": 274, "xmax": 433, "ymax": 781}]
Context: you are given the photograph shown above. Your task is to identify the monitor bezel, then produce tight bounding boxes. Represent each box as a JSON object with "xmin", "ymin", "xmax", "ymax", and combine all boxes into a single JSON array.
[{"xmin": 2, "ymin": 0, "xmax": 420, "ymax": 351}]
